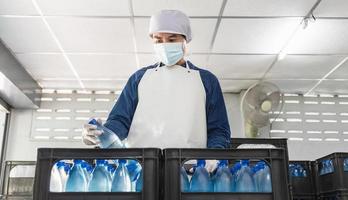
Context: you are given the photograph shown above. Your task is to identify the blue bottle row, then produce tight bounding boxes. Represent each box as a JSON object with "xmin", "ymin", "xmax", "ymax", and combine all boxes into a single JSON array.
[
  {"xmin": 50, "ymin": 159, "xmax": 142, "ymax": 192},
  {"xmin": 289, "ymin": 163, "xmax": 308, "ymax": 177},
  {"xmin": 319, "ymin": 159, "xmax": 334, "ymax": 175},
  {"xmin": 181, "ymin": 159, "xmax": 272, "ymax": 193},
  {"xmin": 344, "ymin": 158, "xmax": 348, "ymax": 172}
]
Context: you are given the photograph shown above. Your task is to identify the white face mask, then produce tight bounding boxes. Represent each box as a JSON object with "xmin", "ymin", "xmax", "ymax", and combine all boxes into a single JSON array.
[{"xmin": 153, "ymin": 42, "xmax": 184, "ymax": 66}]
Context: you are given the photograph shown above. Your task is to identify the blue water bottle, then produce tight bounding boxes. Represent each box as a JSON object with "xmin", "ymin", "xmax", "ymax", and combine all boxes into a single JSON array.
[
  {"xmin": 88, "ymin": 160, "xmax": 111, "ymax": 192},
  {"xmin": 65, "ymin": 159, "xmax": 88, "ymax": 192},
  {"xmin": 111, "ymin": 159, "xmax": 132, "ymax": 192},
  {"xmin": 235, "ymin": 159, "xmax": 255, "ymax": 192},
  {"xmin": 180, "ymin": 167, "xmax": 190, "ymax": 192},
  {"xmin": 88, "ymin": 119, "xmax": 125, "ymax": 148},
  {"xmin": 344, "ymin": 158, "xmax": 348, "ymax": 172},
  {"xmin": 213, "ymin": 160, "xmax": 233, "ymax": 192},
  {"xmin": 190, "ymin": 160, "xmax": 213, "ymax": 192}
]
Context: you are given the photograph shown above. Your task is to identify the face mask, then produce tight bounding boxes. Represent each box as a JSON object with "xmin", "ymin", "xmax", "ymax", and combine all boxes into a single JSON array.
[{"xmin": 153, "ymin": 42, "xmax": 184, "ymax": 66}]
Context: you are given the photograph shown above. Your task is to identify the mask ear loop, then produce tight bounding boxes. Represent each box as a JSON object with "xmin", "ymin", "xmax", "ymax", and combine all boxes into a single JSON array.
[{"xmin": 183, "ymin": 41, "xmax": 191, "ymax": 73}]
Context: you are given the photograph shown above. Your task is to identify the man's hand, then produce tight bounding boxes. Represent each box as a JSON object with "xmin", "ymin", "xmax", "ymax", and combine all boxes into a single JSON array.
[{"xmin": 82, "ymin": 118, "xmax": 103, "ymax": 146}]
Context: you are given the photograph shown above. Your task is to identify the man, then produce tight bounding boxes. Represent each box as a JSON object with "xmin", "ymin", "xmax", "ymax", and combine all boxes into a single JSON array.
[{"xmin": 82, "ymin": 10, "xmax": 231, "ymax": 149}]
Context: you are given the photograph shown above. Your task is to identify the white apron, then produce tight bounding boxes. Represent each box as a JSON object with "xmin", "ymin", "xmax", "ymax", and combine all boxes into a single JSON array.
[{"xmin": 125, "ymin": 62, "xmax": 207, "ymax": 148}]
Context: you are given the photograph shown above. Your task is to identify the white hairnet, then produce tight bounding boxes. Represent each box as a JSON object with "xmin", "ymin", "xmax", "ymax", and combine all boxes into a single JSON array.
[{"xmin": 149, "ymin": 10, "xmax": 192, "ymax": 43}]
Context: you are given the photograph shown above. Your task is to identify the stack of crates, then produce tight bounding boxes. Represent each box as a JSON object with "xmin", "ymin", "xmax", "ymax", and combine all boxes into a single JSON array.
[
  {"xmin": 315, "ymin": 153, "xmax": 348, "ymax": 200},
  {"xmin": 33, "ymin": 138, "xmax": 292, "ymax": 200},
  {"xmin": 289, "ymin": 161, "xmax": 317, "ymax": 200},
  {"xmin": 1, "ymin": 161, "xmax": 36, "ymax": 200}
]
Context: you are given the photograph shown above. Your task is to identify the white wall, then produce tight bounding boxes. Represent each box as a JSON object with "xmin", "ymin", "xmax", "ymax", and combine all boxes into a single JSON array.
[{"xmin": 6, "ymin": 109, "xmax": 86, "ymax": 161}]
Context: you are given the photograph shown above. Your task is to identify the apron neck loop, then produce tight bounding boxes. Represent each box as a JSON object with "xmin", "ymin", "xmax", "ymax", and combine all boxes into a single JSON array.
[{"xmin": 155, "ymin": 61, "xmax": 190, "ymax": 72}]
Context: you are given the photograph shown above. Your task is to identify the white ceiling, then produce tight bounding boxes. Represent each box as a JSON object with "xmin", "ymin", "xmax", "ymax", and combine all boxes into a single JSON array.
[{"xmin": 0, "ymin": 0, "xmax": 348, "ymax": 94}]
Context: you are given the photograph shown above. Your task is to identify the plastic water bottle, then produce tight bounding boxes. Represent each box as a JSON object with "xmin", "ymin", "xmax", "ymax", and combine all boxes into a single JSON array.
[
  {"xmin": 235, "ymin": 160, "xmax": 255, "ymax": 192},
  {"xmin": 50, "ymin": 162, "xmax": 63, "ymax": 192},
  {"xmin": 329, "ymin": 160, "xmax": 334, "ymax": 173},
  {"xmin": 213, "ymin": 160, "xmax": 233, "ymax": 192},
  {"xmin": 136, "ymin": 170, "xmax": 143, "ymax": 192},
  {"xmin": 254, "ymin": 161, "xmax": 272, "ymax": 192},
  {"xmin": 56, "ymin": 161, "xmax": 68, "ymax": 191},
  {"xmin": 126, "ymin": 160, "xmax": 142, "ymax": 191},
  {"xmin": 111, "ymin": 159, "xmax": 132, "ymax": 192},
  {"xmin": 230, "ymin": 163, "xmax": 241, "ymax": 192},
  {"xmin": 344, "ymin": 159, "xmax": 348, "ymax": 172},
  {"xmin": 81, "ymin": 161, "xmax": 92, "ymax": 182},
  {"xmin": 88, "ymin": 118, "xmax": 125, "ymax": 148},
  {"xmin": 180, "ymin": 167, "xmax": 190, "ymax": 192},
  {"xmin": 293, "ymin": 165, "xmax": 300, "ymax": 177},
  {"xmin": 190, "ymin": 160, "xmax": 213, "ymax": 192},
  {"xmin": 65, "ymin": 160, "xmax": 88, "ymax": 192},
  {"xmin": 88, "ymin": 160, "xmax": 111, "ymax": 192}
]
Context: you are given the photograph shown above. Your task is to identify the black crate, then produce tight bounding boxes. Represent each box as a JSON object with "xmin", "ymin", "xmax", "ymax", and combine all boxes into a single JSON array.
[
  {"xmin": 230, "ymin": 138, "xmax": 288, "ymax": 150},
  {"xmin": 289, "ymin": 161, "xmax": 317, "ymax": 198},
  {"xmin": 319, "ymin": 190, "xmax": 348, "ymax": 200},
  {"xmin": 33, "ymin": 148, "xmax": 161, "ymax": 200},
  {"xmin": 163, "ymin": 148, "xmax": 291, "ymax": 200},
  {"xmin": 293, "ymin": 194, "xmax": 318, "ymax": 200},
  {"xmin": 315, "ymin": 153, "xmax": 348, "ymax": 194}
]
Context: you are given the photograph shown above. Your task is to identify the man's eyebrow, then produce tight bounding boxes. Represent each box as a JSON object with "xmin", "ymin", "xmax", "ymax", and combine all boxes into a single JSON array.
[
  {"xmin": 153, "ymin": 35, "xmax": 162, "ymax": 39},
  {"xmin": 168, "ymin": 34, "xmax": 178, "ymax": 38}
]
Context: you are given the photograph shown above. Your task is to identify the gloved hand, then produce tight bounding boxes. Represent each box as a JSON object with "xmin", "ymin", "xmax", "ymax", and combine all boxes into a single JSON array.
[
  {"xmin": 205, "ymin": 160, "xmax": 218, "ymax": 173},
  {"xmin": 188, "ymin": 160, "xmax": 218, "ymax": 173},
  {"xmin": 82, "ymin": 118, "xmax": 103, "ymax": 145}
]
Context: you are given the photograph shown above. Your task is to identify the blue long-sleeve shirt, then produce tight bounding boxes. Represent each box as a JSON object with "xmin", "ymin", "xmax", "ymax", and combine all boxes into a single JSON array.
[{"xmin": 104, "ymin": 60, "xmax": 231, "ymax": 148}]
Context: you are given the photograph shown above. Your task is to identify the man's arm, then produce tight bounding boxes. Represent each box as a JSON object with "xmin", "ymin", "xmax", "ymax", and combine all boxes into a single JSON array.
[
  {"xmin": 103, "ymin": 68, "xmax": 147, "ymax": 140},
  {"xmin": 204, "ymin": 72, "xmax": 231, "ymax": 148}
]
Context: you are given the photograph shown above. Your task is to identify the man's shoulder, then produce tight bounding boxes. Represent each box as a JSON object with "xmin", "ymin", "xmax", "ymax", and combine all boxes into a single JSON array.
[
  {"xmin": 129, "ymin": 63, "xmax": 158, "ymax": 80},
  {"xmin": 188, "ymin": 61, "xmax": 219, "ymax": 82}
]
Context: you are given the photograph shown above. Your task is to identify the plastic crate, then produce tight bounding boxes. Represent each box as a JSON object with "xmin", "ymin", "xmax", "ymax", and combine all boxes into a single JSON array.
[
  {"xmin": 163, "ymin": 148, "xmax": 291, "ymax": 200},
  {"xmin": 33, "ymin": 148, "xmax": 161, "ymax": 200},
  {"xmin": 319, "ymin": 190, "xmax": 348, "ymax": 200},
  {"xmin": 315, "ymin": 153, "xmax": 348, "ymax": 194},
  {"xmin": 230, "ymin": 138, "xmax": 288, "ymax": 150},
  {"xmin": 289, "ymin": 161, "xmax": 317, "ymax": 199},
  {"xmin": 1, "ymin": 161, "xmax": 36, "ymax": 200}
]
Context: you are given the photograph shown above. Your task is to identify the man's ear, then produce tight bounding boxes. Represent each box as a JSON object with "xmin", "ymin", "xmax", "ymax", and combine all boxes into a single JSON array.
[{"xmin": 183, "ymin": 40, "xmax": 190, "ymax": 56}]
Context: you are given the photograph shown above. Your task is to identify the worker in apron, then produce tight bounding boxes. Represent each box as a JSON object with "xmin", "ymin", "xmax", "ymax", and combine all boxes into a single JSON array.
[{"xmin": 82, "ymin": 10, "xmax": 231, "ymax": 152}]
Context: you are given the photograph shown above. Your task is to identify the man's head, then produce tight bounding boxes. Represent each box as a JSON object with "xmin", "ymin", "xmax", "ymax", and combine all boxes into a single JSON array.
[{"xmin": 149, "ymin": 10, "xmax": 192, "ymax": 66}]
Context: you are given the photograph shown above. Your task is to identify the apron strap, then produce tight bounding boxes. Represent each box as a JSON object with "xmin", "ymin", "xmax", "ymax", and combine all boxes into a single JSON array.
[{"xmin": 155, "ymin": 61, "xmax": 191, "ymax": 73}]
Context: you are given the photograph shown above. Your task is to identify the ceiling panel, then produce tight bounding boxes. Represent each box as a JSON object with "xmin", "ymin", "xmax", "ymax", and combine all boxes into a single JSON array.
[
  {"xmin": 47, "ymin": 18, "xmax": 134, "ymax": 52},
  {"xmin": 314, "ymin": 0, "xmax": 348, "ymax": 17},
  {"xmin": 36, "ymin": 0, "xmax": 130, "ymax": 16},
  {"xmin": 212, "ymin": 18, "xmax": 301, "ymax": 54},
  {"xmin": 83, "ymin": 80, "xmax": 127, "ymax": 90},
  {"xmin": 134, "ymin": 18, "xmax": 217, "ymax": 53},
  {"xmin": 287, "ymin": 19, "xmax": 348, "ymax": 54},
  {"xmin": 314, "ymin": 80, "xmax": 348, "ymax": 94},
  {"xmin": 266, "ymin": 55, "xmax": 345, "ymax": 79},
  {"xmin": 207, "ymin": 54, "xmax": 275, "ymax": 79},
  {"xmin": 328, "ymin": 58, "xmax": 348, "ymax": 79},
  {"xmin": 132, "ymin": 0, "xmax": 223, "ymax": 16},
  {"xmin": 68, "ymin": 54, "xmax": 137, "ymax": 78},
  {"xmin": 0, "ymin": 0, "xmax": 38, "ymax": 15},
  {"xmin": 39, "ymin": 80, "xmax": 81, "ymax": 89},
  {"xmin": 0, "ymin": 17, "xmax": 59, "ymax": 52},
  {"xmin": 15, "ymin": 54, "xmax": 75, "ymax": 79},
  {"xmin": 224, "ymin": 0, "xmax": 316, "ymax": 17},
  {"xmin": 267, "ymin": 80, "xmax": 317, "ymax": 94},
  {"xmin": 220, "ymin": 80, "xmax": 258, "ymax": 93}
]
